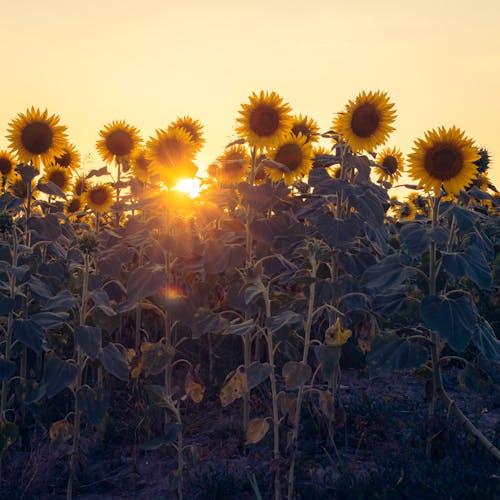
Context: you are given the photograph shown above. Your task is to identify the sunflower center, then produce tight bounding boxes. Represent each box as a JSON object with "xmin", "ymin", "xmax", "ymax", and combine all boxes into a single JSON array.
[
  {"xmin": 350, "ymin": 103, "xmax": 380, "ymax": 138},
  {"xmin": 0, "ymin": 158, "xmax": 13, "ymax": 175},
  {"xmin": 382, "ymin": 155, "xmax": 398, "ymax": 174},
  {"xmin": 49, "ymin": 171, "xmax": 68, "ymax": 189},
  {"xmin": 424, "ymin": 144, "xmax": 463, "ymax": 180},
  {"xmin": 250, "ymin": 105, "xmax": 280, "ymax": 137},
  {"xmin": 21, "ymin": 122, "xmax": 53, "ymax": 155},
  {"xmin": 74, "ymin": 178, "xmax": 88, "ymax": 196},
  {"xmin": 275, "ymin": 143, "xmax": 303, "ymax": 171},
  {"xmin": 67, "ymin": 198, "xmax": 81, "ymax": 213},
  {"xmin": 55, "ymin": 152, "xmax": 72, "ymax": 167},
  {"xmin": 400, "ymin": 204, "xmax": 412, "ymax": 218},
  {"xmin": 106, "ymin": 130, "xmax": 134, "ymax": 157},
  {"xmin": 292, "ymin": 123, "xmax": 310, "ymax": 139},
  {"xmin": 89, "ymin": 187, "xmax": 109, "ymax": 206}
]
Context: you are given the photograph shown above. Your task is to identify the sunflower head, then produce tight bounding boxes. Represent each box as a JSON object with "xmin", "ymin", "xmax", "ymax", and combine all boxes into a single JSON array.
[
  {"xmin": 334, "ymin": 90, "xmax": 396, "ymax": 153},
  {"xmin": 265, "ymin": 133, "xmax": 313, "ymax": 185},
  {"xmin": 7, "ymin": 107, "xmax": 68, "ymax": 168},
  {"xmin": 236, "ymin": 90, "xmax": 292, "ymax": 150},
  {"xmin": 0, "ymin": 150, "xmax": 17, "ymax": 182},
  {"xmin": 131, "ymin": 149, "xmax": 151, "ymax": 183},
  {"xmin": 72, "ymin": 175, "xmax": 90, "ymax": 197},
  {"xmin": 83, "ymin": 183, "xmax": 115, "ymax": 214},
  {"xmin": 291, "ymin": 114, "xmax": 320, "ymax": 143},
  {"xmin": 65, "ymin": 197, "xmax": 82, "ymax": 214},
  {"xmin": 8, "ymin": 175, "xmax": 29, "ymax": 199},
  {"xmin": 374, "ymin": 146, "xmax": 404, "ymax": 183},
  {"xmin": 53, "ymin": 143, "xmax": 81, "ymax": 171},
  {"xmin": 147, "ymin": 127, "xmax": 197, "ymax": 187},
  {"xmin": 216, "ymin": 145, "xmax": 250, "ymax": 184},
  {"xmin": 44, "ymin": 165, "xmax": 72, "ymax": 192},
  {"xmin": 408, "ymin": 126, "xmax": 480, "ymax": 196},
  {"xmin": 395, "ymin": 198, "xmax": 417, "ymax": 221},
  {"xmin": 473, "ymin": 147, "xmax": 491, "ymax": 174},
  {"xmin": 96, "ymin": 120, "xmax": 141, "ymax": 163},
  {"xmin": 169, "ymin": 116, "xmax": 205, "ymax": 153}
]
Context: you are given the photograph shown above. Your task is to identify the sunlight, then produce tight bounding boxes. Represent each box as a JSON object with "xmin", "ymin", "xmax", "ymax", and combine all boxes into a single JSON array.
[{"xmin": 175, "ymin": 178, "xmax": 201, "ymax": 198}]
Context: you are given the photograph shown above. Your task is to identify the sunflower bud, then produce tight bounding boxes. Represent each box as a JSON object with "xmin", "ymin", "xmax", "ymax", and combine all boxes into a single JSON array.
[{"xmin": 78, "ymin": 232, "xmax": 99, "ymax": 255}]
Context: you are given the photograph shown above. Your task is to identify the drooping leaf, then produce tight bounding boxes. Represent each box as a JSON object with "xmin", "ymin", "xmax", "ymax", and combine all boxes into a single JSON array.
[
  {"xmin": 28, "ymin": 214, "xmax": 62, "ymax": 241},
  {"xmin": 245, "ymin": 418, "xmax": 270, "ymax": 445},
  {"xmin": 77, "ymin": 386, "xmax": 109, "ymax": 424},
  {"xmin": 362, "ymin": 255, "xmax": 414, "ymax": 291},
  {"xmin": 315, "ymin": 215, "xmax": 361, "ymax": 249},
  {"xmin": 203, "ymin": 240, "xmax": 245, "ymax": 274},
  {"xmin": 222, "ymin": 319, "xmax": 256, "ymax": 337},
  {"xmin": 246, "ymin": 361, "xmax": 271, "ymax": 391},
  {"xmin": 266, "ymin": 311, "xmax": 303, "ymax": 333},
  {"xmin": 13, "ymin": 319, "xmax": 44, "ymax": 353},
  {"xmin": 49, "ymin": 420, "xmax": 73, "ymax": 448},
  {"xmin": 421, "ymin": 295, "xmax": 476, "ymax": 352},
  {"xmin": 87, "ymin": 166, "xmax": 109, "ymax": 178},
  {"xmin": 41, "ymin": 289, "xmax": 78, "ymax": 312},
  {"xmin": 400, "ymin": 223, "xmax": 448, "ymax": 256},
  {"xmin": 457, "ymin": 364, "xmax": 493, "ymax": 393},
  {"xmin": 282, "ymin": 361, "xmax": 311, "ymax": 390},
  {"xmin": 27, "ymin": 276, "xmax": 53, "ymax": 300},
  {"xmin": 99, "ymin": 343, "xmax": 129, "ymax": 382},
  {"xmin": 220, "ymin": 368, "xmax": 247, "ymax": 407},
  {"xmin": 277, "ymin": 391, "xmax": 297, "ymax": 419},
  {"xmin": 314, "ymin": 345, "xmax": 342, "ymax": 379},
  {"xmin": 75, "ymin": 325, "xmax": 102, "ymax": 361},
  {"xmin": 140, "ymin": 340, "xmax": 175, "ymax": 377},
  {"xmin": 185, "ymin": 370, "xmax": 205, "ymax": 403},
  {"xmin": 471, "ymin": 318, "xmax": 500, "ymax": 363},
  {"xmin": 37, "ymin": 181, "xmax": 67, "ymax": 199},
  {"xmin": 31, "ymin": 311, "xmax": 69, "ymax": 330},
  {"xmin": 126, "ymin": 264, "xmax": 167, "ymax": 306},
  {"xmin": 442, "ymin": 246, "xmax": 492, "ymax": 289},
  {"xmin": 42, "ymin": 358, "xmax": 78, "ymax": 398}
]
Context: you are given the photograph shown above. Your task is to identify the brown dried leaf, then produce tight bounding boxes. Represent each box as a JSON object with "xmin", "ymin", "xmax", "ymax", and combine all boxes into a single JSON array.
[
  {"xmin": 245, "ymin": 418, "xmax": 270, "ymax": 445},
  {"xmin": 185, "ymin": 370, "xmax": 205, "ymax": 403},
  {"xmin": 220, "ymin": 368, "xmax": 247, "ymax": 407}
]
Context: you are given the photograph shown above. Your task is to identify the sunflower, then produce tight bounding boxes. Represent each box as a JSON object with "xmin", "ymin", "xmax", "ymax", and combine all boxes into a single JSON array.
[
  {"xmin": 96, "ymin": 120, "xmax": 141, "ymax": 163},
  {"xmin": 265, "ymin": 133, "xmax": 313, "ymax": 185},
  {"xmin": 374, "ymin": 146, "xmax": 404, "ymax": 183},
  {"xmin": 44, "ymin": 165, "xmax": 72, "ymax": 193},
  {"xmin": 216, "ymin": 145, "xmax": 250, "ymax": 184},
  {"xmin": 312, "ymin": 146, "xmax": 336, "ymax": 169},
  {"xmin": 7, "ymin": 107, "xmax": 68, "ymax": 167},
  {"xmin": 407, "ymin": 126, "xmax": 480, "ymax": 196},
  {"xmin": 53, "ymin": 143, "xmax": 81, "ymax": 171},
  {"xmin": 334, "ymin": 90, "xmax": 396, "ymax": 153},
  {"xmin": 390, "ymin": 196, "xmax": 417, "ymax": 221},
  {"xmin": 131, "ymin": 149, "xmax": 151, "ymax": 183},
  {"xmin": 83, "ymin": 183, "xmax": 115, "ymax": 213},
  {"xmin": 0, "ymin": 150, "xmax": 17, "ymax": 182},
  {"xmin": 169, "ymin": 116, "xmax": 205, "ymax": 153},
  {"xmin": 473, "ymin": 147, "xmax": 491, "ymax": 174},
  {"xmin": 236, "ymin": 90, "xmax": 292, "ymax": 149},
  {"xmin": 65, "ymin": 197, "xmax": 82, "ymax": 214},
  {"xmin": 291, "ymin": 114, "xmax": 320, "ymax": 143},
  {"xmin": 147, "ymin": 127, "xmax": 197, "ymax": 187},
  {"xmin": 72, "ymin": 175, "xmax": 90, "ymax": 197},
  {"xmin": 8, "ymin": 175, "xmax": 29, "ymax": 199}
]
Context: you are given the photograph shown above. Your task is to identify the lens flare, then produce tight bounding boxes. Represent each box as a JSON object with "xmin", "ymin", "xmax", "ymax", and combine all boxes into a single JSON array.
[{"xmin": 175, "ymin": 178, "xmax": 200, "ymax": 198}]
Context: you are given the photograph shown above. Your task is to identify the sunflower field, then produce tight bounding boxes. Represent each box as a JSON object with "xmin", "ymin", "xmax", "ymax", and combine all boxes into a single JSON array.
[{"xmin": 0, "ymin": 91, "xmax": 499, "ymax": 499}]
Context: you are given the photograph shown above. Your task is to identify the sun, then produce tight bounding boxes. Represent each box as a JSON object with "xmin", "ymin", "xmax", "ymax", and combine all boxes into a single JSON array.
[{"xmin": 175, "ymin": 178, "xmax": 201, "ymax": 198}]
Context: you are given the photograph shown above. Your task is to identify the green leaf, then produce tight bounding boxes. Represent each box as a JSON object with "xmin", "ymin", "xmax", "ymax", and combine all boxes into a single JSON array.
[
  {"xmin": 421, "ymin": 295, "xmax": 476, "ymax": 352},
  {"xmin": 42, "ymin": 359, "xmax": 78, "ymax": 398},
  {"xmin": 222, "ymin": 319, "xmax": 256, "ymax": 337},
  {"xmin": 126, "ymin": 264, "xmax": 167, "ymax": 305},
  {"xmin": 266, "ymin": 311, "xmax": 303, "ymax": 333},
  {"xmin": 471, "ymin": 318, "xmax": 500, "ymax": 363},
  {"xmin": 31, "ymin": 311, "xmax": 69, "ymax": 330},
  {"xmin": 246, "ymin": 362, "xmax": 271, "ymax": 391},
  {"xmin": 315, "ymin": 215, "xmax": 361, "ymax": 249},
  {"xmin": 0, "ymin": 297, "xmax": 16, "ymax": 315},
  {"xmin": 75, "ymin": 325, "xmax": 102, "ymax": 361},
  {"xmin": 400, "ymin": 223, "xmax": 448, "ymax": 256},
  {"xmin": 0, "ymin": 359, "xmax": 16, "ymax": 382},
  {"xmin": 27, "ymin": 214, "xmax": 62, "ymax": 241},
  {"xmin": 362, "ymin": 255, "xmax": 414, "ymax": 291},
  {"xmin": 314, "ymin": 345, "xmax": 342, "ymax": 379},
  {"xmin": 282, "ymin": 361, "xmax": 311, "ymax": 390},
  {"xmin": 77, "ymin": 386, "xmax": 109, "ymax": 424},
  {"xmin": 99, "ymin": 343, "xmax": 129, "ymax": 382},
  {"xmin": 442, "ymin": 246, "xmax": 492, "ymax": 289},
  {"xmin": 203, "ymin": 240, "xmax": 245, "ymax": 274},
  {"xmin": 13, "ymin": 319, "xmax": 44, "ymax": 353},
  {"xmin": 140, "ymin": 340, "xmax": 175, "ymax": 377},
  {"xmin": 366, "ymin": 336, "xmax": 429, "ymax": 373}
]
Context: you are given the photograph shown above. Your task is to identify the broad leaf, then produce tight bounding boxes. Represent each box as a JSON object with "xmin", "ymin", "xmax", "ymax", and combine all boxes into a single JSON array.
[
  {"xmin": 75, "ymin": 325, "xmax": 102, "ymax": 361},
  {"xmin": 367, "ymin": 336, "xmax": 429, "ymax": 373},
  {"xmin": 282, "ymin": 361, "xmax": 311, "ymax": 390},
  {"xmin": 42, "ymin": 358, "xmax": 78, "ymax": 398},
  {"xmin": 99, "ymin": 343, "xmax": 129, "ymax": 381},
  {"xmin": 247, "ymin": 361, "xmax": 271, "ymax": 391},
  {"xmin": 471, "ymin": 318, "xmax": 500, "ymax": 363},
  {"xmin": 13, "ymin": 319, "xmax": 44, "ymax": 353}
]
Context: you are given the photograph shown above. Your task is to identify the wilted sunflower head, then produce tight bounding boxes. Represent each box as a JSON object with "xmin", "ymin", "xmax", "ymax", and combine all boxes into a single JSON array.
[
  {"xmin": 266, "ymin": 133, "xmax": 313, "ymax": 185},
  {"xmin": 374, "ymin": 146, "xmax": 404, "ymax": 184},
  {"xmin": 408, "ymin": 126, "xmax": 480, "ymax": 196},
  {"xmin": 236, "ymin": 90, "xmax": 292, "ymax": 150},
  {"xmin": 216, "ymin": 145, "xmax": 250, "ymax": 184},
  {"xmin": 169, "ymin": 116, "xmax": 205, "ymax": 153},
  {"xmin": 147, "ymin": 127, "xmax": 197, "ymax": 187},
  {"xmin": 83, "ymin": 183, "xmax": 115, "ymax": 213},
  {"xmin": 131, "ymin": 149, "xmax": 151, "ymax": 183},
  {"xmin": 291, "ymin": 114, "xmax": 320, "ymax": 143},
  {"xmin": 0, "ymin": 150, "xmax": 17, "ymax": 181},
  {"xmin": 44, "ymin": 165, "xmax": 72, "ymax": 192},
  {"xmin": 7, "ymin": 107, "xmax": 68, "ymax": 168},
  {"xmin": 96, "ymin": 120, "xmax": 141, "ymax": 163},
  {"xmin": 334, "ymin": 90, "xmax": 396, "ymax": 153},
  {"xmin": 53, "ymin": 143, "xmax": 81, "ymax": 171}
]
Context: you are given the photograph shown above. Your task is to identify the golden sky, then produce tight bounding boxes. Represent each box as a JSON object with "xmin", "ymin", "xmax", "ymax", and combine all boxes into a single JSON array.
[{"xmin": 1, "ymin": 0, "xmax": 499, "ymax": 188}]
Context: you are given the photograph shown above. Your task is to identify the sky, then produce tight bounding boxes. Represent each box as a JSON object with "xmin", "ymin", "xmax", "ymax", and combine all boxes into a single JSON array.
[{"xmin": 1, "ymin": 0, "xmax": 499, "ymax": 189}]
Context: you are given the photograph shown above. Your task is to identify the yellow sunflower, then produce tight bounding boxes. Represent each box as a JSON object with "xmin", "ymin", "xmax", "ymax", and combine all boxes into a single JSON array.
[
  {"xmin": 407, "ymin": 126, "xmax": 480, "ymax": 196},
  {"xmin": 43, "ymin": 165, "xmax": 72, "ymax": 193},
  {"xmin": 0, "ymin": 150, "xmax": 17, "ymax": 182},
  {"xmin": 374, "ymin": 146, "xmax": 404, "ymax": 183},
  {"xmin": 72, "ymin": 175, "xmax": 90, "ymax": 197},
  {"xmin": 53, "ymin": 143, "xmax": 81, "ymax": 171},
  {"xmin": 96, "ymin": 120, "xmax": 141, "ymax": 164},
  {"xmin": 216, "ymin": 145, "xmax": 250, "ymax": 184},
  {"xmin": 8, "ymin": 175, "xmax": 29, "ymax": 199},
  {"xmin": 131, "ymin": 149, "xmax": 151, "ymax": 183},
  {"xmin": 65, "ymin": 197, "xmax": 82, "ymax": 215},
  {"xmin": 147, "ymin": 127, "xmax": 197, "ymax": 187},
  {"xmin": 265, "ymin": 133, "xmax": 313, "ymax": 185},
  {"xmin": 83, "ymin": 183, "xmax": 115, "ymax": 213},
  {"xmin": 169, "ymin": 116, "xmax": 205, "ymax": 153},
  {"xmin": 7, "ymin": 107, "xmax": 68, "ymax": 168},
  {"xmin": 312, "ymin": 146, "xmax": 336, "ymax": 169},
  {"xmin": 334, "ymin": 90, "xmax": 396, "ymax": 153},
  {"xmin": 397, "ymin": 198, "xmax": 417, "ymax": 221},
  {"xmin": 291, "ymin": 114, "xmax": 320, "ymax": 143},
  {"xmin": 236, "ymin": 90, "xmax": 292, "ymax": 150}
]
